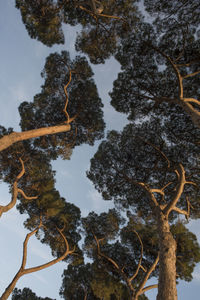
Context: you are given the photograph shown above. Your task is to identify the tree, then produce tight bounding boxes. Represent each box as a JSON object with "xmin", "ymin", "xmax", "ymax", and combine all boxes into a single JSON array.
[
  {"xmin": 110, "ymin": 20, "xmax": 200, "ymax": 128},
  {"xmin": 0, "ymin": 46, "xmax": 104, "ymax": 299},
  {"xmin": 3, "ymin": 1, "xmax": 200, "ymax": 299},
  {"xmin": 12, "ymin": 287, "xmax": 55, "ymax": 300},
  {"xmin": 81, "ymin": 208, "xmax": 200, "ymax": 300},
  {"xmin": 0, "ymin": 215, "xmax": 76, "ymax": 300},
  {"xmin": 15, "ymin": 0, "xmax": 140, "ymax": 63},
  {"xmin": 87, "ymin": 122, "xmax": 200, "ymax": 300},
  {"xmin": 0, "ymin": 50, "xmax": 104, "ymax": 155},
  {"xmin": 0, "ymin": 136, "xmax": 84, "ymax": 299}
]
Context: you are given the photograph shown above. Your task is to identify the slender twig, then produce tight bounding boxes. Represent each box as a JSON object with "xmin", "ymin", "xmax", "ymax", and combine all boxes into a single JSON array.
[{"xmin": 63, "ymin": 69, "xmax": 77, "ymax": 124}]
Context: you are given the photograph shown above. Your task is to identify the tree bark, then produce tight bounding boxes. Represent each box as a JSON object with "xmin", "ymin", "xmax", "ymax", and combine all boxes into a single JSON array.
[
  {"xmin": 156, "ymin": 210, "xmax": 177, "ymax": 300},
  {"xmin": 0, "ymin": 270, "xmax": 23, "ymax": 300},
  {"xmin": 0, "ymin": 124, "xmax": 71, "ymax": 152},
  {"xmin": 179, "ymin": 100, "xmax": 200, "ymax": 128}
]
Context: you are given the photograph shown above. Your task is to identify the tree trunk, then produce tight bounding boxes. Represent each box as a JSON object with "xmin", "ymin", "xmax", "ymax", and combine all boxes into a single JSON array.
[
  {"xmin": 0, "ymin": 270, "xmax": 22, "ymax": 300},
  {"xmin": 156, "ymin": 210, "xmax": 177, "ymax": 300}
]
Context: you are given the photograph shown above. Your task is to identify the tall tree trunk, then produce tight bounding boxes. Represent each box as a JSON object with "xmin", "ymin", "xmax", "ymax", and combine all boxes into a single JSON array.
[{"xmin": 156, "ymin": 210, "xmax": 177, "ymax": 300}]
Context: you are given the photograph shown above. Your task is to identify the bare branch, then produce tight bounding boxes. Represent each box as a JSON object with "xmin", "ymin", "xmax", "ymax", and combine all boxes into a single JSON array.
[
  {"xmin": 0, "ymin": 159, "xmax": 25, "ymax": 217},
  {"xmin": 138, "ymin": 137, "xmax": 171, "ymax": 168},
  {"xmin": 21, "ymin": 217, "xmax": 43, "ymax": 270},
  {"xmin": 140, "ymin": 284, "xmax": 158, "ymax": 294},
  {"xmin": 172, "ymin": 206, "xmax": 188, "ymax": 217},
  {"xmin": 183, "ymin": 98, "xmax": 200, "ymax": 105},
  {"xmin": 63, "ymin": 69, "xmax": 77, "ymax": 124},
  {"xmin": 17, "ymin": 189, "xmax": 38, "ymax": 200},
  {"xmin": 93, "ymin": 234, "xmax": 120, "ymax": 270},
  {"xmin": 0, "ymin": 218, "xmax": 75, "ymax": 300},
  {"xmin": 129, "ymin": 230, "xmax": 144, "ymax": 282},
  {"xmin": 147, "ymin": 43, "xmax": 184, "ymax": 99},
  {"xmin": 183, "ymin": 70, "xmax": 200, "ymax": 79},
  {"xmin": 0, "ymin": 124, "xmax": 71, "ymax": 152},
  {"xmin": 135, "ymin": 254, "xmax": 159, "ymax": 297},
  {"xmin": 163, "ymin": 164, "xmax": 186, "ymax": 217},
  {"xmin": 0, "ymin": 159, "xmax": 38, "ymax": 217},
  {"xmin": 16, "ymin": 158, "xmax": 25, "ymax": 180}
]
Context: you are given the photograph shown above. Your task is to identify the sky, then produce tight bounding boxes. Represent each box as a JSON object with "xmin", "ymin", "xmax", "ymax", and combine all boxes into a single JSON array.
[{"xmin": 0, "ymin": 1, "xmax": 200, "ymax": 299}]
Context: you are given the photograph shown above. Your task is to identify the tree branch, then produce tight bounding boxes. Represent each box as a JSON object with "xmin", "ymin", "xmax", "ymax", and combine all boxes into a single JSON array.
[
  {"xmin": 94, "ymin": 234, "xmax": 120, "ymax": 270},
  {"xmin": 183, "ymin": 70, "xmax": 200, "ymax": 79},
  {"xmin": 135, "ymin": 254, "xmax": 159, "ymax": 297},
  {"xmin": 129, "ymin": 230, "xmax": 145, "ymax": 283},
  {"xmin": 0, "ymin": 159, "xmax": 37, "ymax": 217},
  {"xmin": 0, "ymin": 219, "xmax": 74, "ymax": 300},
  {"xmin": 0, "ymin": 124, "xmax": 71, "ymax": 152},
  {"xmin": 163, "ymin": 164, "xmax": 186, "ymax": 217}
]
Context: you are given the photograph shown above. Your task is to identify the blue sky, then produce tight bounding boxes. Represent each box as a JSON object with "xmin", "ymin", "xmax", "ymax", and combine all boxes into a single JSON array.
[{"xmin": 0, "ymin": 1, "xmax": 200, "ymax": 299}]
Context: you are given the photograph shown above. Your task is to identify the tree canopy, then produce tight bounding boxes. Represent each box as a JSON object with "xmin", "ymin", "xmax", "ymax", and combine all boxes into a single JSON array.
[{"xmin": 0, "ymin": 0, "xmax": 199, "ymax": 299}]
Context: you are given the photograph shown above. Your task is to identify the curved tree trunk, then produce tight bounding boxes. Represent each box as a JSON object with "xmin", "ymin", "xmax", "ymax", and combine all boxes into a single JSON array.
[{"xmin": 156, "ymin": 211, "xmax": 177, "ymax": 300}]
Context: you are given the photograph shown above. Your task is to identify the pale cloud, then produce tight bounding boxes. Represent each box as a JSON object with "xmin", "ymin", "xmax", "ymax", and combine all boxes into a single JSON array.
[
  {"xmin": 87, "ymin": 188, "xmax": 113, "ymax": 214},
  {"xmin": 87, "ymin": 189, "xmax": 103, "ymax": 211},
  {"xmin": 60, "ymin": 169, "xmax": 73, "ymax": 179},
  {"xmin": 193, "ymin": 265, "xmax": 200, "ymax": 282},
  {"xmin": 30, "ymin": 242, "xmax": 53, "ymax": 262},
  {"xmin": 32, "ymin": 272, "xmax": 48, "ymax": 285},
  {"xmin": 34, "ymin": 42, "xmax": 49, "ymax": 59}
]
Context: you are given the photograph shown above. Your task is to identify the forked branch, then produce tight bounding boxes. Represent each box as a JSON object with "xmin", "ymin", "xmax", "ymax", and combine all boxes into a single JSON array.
[
  {"xmin": 146, "ymin": 43, "xmax": 200, "ymax": 127},
  {"xmin": 93, "ymin": 231, "xmax": 158, "ymax": 300},
  {"xmin": 0, "ymin": 218, "xmax": 75, "ymax": 300},
  {"xmin": 0, "ymin": 158, "xmax": 37, "ymax": 218},
  {"xmin": 135, "ymin": 254, "xmax": 159, "ymax": 298}
]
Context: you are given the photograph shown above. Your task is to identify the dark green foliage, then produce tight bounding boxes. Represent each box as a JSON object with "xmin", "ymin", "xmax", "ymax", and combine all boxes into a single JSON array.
[
  {"xmin": 18, "ymin": 51, "xmax": 105, "ymax": 159},
  {"xmin": 111, "ymin": 20, "xmax": 200, "ymax": 126},
  {"xmin": 88, "ymin": 122, "xmax": 200, "ymax": 218},
  {"xmin": 16, "ymin": 0, "xmax": 140, "ymax": 62},
  {"xmin": 0, "ymin": 136, "xmax": 82, "ymax": 265},
  {"xmin": 12, "ymin": 287, "xmax": 55, "ymax": 300},
  {"xmin": 171, "ymin": 222, "xmax": 200, "ymax": 281},
  {"xmin": 15, "ymin": 0, "xmax": 64, "ymax": 46},
  {"xmin": 60, "ymin": 263, "xmax": 130, "ymax": 300},
  {"xmin": 75, "ymin": 0, "xmax": 141, "ymax": 64},
  {"xmin": 144, "ymin": 0, "xmax": 200, "ymax": 37},
  {"xmin": 82, "ymin": 211, "xmax": 153, "ymax": 298}
]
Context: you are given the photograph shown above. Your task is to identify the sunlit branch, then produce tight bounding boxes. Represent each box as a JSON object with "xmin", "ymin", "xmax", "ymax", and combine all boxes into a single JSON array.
[
  {"xmin": 129, "ymin": 230, "xmax": 145, "ymax": 283},
  {"xmin": 17, "ymin": 189, "xmax": 38, "ymax": 200},
  {"xmin": 0, "ymin": 219, "xmax": 75, "ymax": 300},
  {"xmin": 115, "ymin": 168, "xmax": 160, "ymax": 208},
  {"xmin": 63, "ymin": 68, "xmax": 77, "ymax": 124},
  {"xmin": 147, "ymin": 43, "xmax": 184, "ymax": 99},
  {"xmin": 0, "ymin": 124, "xmax": 71, "ymax": 152},
  {"xmin": 93, "ymin": 231, "xmax": 157, "ymax": 299},
  {"xmin": 0, "ymin": 159, "xmax": 37, "ymax": 218},
  {"xmin": 79, "ymin": 2, "xmax": 123, "ymax": 21},
  {"xmin": 183, "ymin": 98, "xmax": 200, "ymax": 105},
  {"xmin": 163, "ymin": 164, "xmax": 192, "ymax": 217},
  {"xmin": 183, "ymin": 70, "xmax": 200, "ymax": 79},
  {"xmin": 136, "ymin": 254, "xmax": 159, "ymax": 297},
  {"xmin": 94, "ymin": 234, "xmax": 120, "ymax": 270}
]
